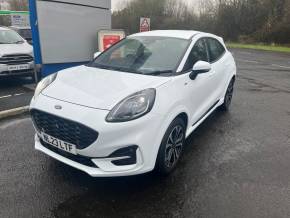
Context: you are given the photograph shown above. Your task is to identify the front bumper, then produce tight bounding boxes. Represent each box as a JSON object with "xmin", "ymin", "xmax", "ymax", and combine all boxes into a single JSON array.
[
  {"xmin": 31, "ymin": 94, "xmax": 166, "ymax": 177},
  {"xmin": 35, "ymin": 135, "xmax": 146, "ymax": 177}
]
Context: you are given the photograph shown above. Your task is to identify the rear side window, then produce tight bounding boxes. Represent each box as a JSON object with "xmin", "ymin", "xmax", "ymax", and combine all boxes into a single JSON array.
[
  {"xmin": 183, "ymin": 39, "xmax": 208, "ymax": 71},
  {"xmin": 206, "ymin": 38, "xmax": 225, "ymax": 62}
]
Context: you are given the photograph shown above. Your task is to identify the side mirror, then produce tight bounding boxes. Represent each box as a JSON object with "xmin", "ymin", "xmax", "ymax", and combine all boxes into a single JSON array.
[
  {"xmin": 94, "ymin": 51, "xmax": 102, "ymax": 59},
  {"xmin": 189, "ymin": 61, "xmax": 211, "ymax": 80}
]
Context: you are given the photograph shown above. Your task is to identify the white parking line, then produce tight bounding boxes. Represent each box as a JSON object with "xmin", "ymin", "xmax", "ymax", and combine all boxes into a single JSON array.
[
  {"xmin": 14, "ymin": 93, "xmax": 25, "ymax": 96},
  {"xmin": 0, "ymin": 95, "xmax": 12, "ymax": 99},
  {"xmin": 0, "ymin": 93, "xmax": 26, "ymax": 99},
  {"xmin": 237, "ymin": 59, "xmax": 259, "ymax": 64},
  {"xmin": 271, "ymin": 64, "xmax": 290, "ymax": 69}
]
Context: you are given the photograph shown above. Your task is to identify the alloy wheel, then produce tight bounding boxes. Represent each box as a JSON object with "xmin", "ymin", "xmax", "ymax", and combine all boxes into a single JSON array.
[
  {"xmin": 225, "ymin": 80, "xmax": 234, "ymax": 107},
  {"xmin": 164, "ymin": 125, "xmax": 184, "ymax": 168}
]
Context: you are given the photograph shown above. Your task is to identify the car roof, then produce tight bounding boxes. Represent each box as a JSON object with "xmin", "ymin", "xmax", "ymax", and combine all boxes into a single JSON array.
[{"xmin": 130, "ymin": 30, "xmax": 204, "ymax": 40}]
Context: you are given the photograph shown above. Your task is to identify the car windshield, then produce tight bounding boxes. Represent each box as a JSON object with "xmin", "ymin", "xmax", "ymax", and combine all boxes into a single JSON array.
[
  {"xmin": 89, "ymin": 36, "xmax": 189, "ymax": 75},
  {"xmin": 0, "ymin": 30, "xmax": 24, "ymax": 44}
]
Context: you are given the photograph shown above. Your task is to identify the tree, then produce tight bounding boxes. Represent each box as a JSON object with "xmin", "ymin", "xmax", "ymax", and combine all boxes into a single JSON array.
[
  {"xmin": 9, "ymin": 0, "xmax": 29, "ymax": 11},
  {"xmin": 113, "ymin": 0, "xmax": 198, "ymax": 34},
  {"xmin": 0, "ymin": 0, "xmax": 29, "ymax": 26},
  {"xmin": 113, "ymin": 0, "xmax": 290, "ymax": 44}
]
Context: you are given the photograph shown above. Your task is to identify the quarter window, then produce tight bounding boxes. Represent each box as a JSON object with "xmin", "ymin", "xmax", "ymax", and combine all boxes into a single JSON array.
[
  {"xmin": 206, "ymin": 38, "xmax": 225, "ymax": 62},
  {"xmin": 183, "ymin": 39, "xmax": 208, "ymax": 71}
]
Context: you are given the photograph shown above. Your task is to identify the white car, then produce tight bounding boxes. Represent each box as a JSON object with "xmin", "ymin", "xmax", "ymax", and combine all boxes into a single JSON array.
[
  {"xmin": 30, "ymin": 30, "xmax": 236, "ymax": 177},
  {"xmin": 0, "ymin": 26, "xmax": 34, "ymax": 79}
]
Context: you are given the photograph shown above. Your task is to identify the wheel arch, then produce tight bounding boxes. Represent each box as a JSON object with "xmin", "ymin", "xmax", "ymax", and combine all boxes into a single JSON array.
[
  {"xmin": 153, "ymin": 110, "xmax": 189, "ymax": 171},
  {"xmin": 154, "ymin": 109, "xmax": 189, "ymax": 150},
  {"xmin": 175, "ymin": 112, "xmax": 188, "ymax": 130}
]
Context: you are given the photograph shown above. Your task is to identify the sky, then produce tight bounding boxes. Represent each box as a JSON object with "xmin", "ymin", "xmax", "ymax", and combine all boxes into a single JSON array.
[{"xmin": 112, "ymin": 0, "xmax": 195, "ymax": 10}]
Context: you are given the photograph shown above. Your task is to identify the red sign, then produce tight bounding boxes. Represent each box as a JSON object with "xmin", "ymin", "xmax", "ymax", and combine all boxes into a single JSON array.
[
  {"xmin": 98, "ymin": 30, "xmax": 125, "ymax": 52},
  {"xmin": 103, "ymin": 35, "xmax": 121, "ymax": 50},
  {"xmin": 140, "ymin": 17, "xmax": 150, "ymax": 32}
]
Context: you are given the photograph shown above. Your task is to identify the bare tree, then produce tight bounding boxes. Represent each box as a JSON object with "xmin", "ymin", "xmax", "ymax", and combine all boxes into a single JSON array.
[{"xmin": 9, "ymin": 0, "xmax": 29, "ymax": 11}]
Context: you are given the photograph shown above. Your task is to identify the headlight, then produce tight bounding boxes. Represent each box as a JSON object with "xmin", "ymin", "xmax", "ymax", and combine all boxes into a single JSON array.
[
  {"xmin": 34, "ymin": 73, "xmax": 57, "ymax": 98},
  {"xmin": 106, "ymin": 89, "xmax": 156, "ymax": 122}
]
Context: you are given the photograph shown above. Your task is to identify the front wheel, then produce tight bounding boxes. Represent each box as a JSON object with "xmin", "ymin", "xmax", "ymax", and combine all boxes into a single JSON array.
[
  {"xmin": 220, "ymin": 78, "xmax": 235, "ymax": 111},
  {"xmin": 155, "ymin": 117, "xmax": 186, "ymax": 175}
]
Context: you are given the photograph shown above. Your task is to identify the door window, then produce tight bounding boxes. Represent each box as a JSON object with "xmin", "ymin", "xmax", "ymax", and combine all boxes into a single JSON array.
[
  {"xmin": 183, "ymin": 39, "xmax": 209, "ymax": 72},
  {"xmin": 206, "ymin": 38, "xmax": 226, "ymax": 63}
]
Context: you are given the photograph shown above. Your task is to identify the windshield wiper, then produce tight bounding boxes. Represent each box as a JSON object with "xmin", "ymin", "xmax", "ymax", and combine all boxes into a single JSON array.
[
  {"xmin": 92, "ymin": 64, "xmax": 113, "ymax": 70},
  {"xmin": 90, "ymin": 63, "xmax": 142, "ymax": 74},
  {"xmin": 146, "ymin": 70, "xmax": 174, "ymax": 76}
]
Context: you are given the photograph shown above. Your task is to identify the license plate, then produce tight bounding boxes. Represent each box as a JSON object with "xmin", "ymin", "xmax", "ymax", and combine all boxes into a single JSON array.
[
  {"xmin": 8, "ymin": 64, "xmax": 29, "ymax": 71},
  {"xmin": 40, "ymin": 132, "xmax": 77, "ymax": 155}
]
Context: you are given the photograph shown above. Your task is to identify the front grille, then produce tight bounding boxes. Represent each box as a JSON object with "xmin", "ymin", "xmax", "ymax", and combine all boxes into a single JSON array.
[
  {"xmin": 31, "ymin": 109, "xmax": 99, "ymax": 149},
  {"xmin": 40, "ymin": 139, "xmax": 98, "ymax": 167},
  {"xmin": 0, "ymin": 54, "xmax": 33, "ymax": 65}
]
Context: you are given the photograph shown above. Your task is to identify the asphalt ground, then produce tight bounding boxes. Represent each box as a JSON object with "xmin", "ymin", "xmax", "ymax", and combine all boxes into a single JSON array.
[
  {"xmin": 0, "ymin": 77, "xmax": 34, "ymax": 111},
  {"xmin": 0, "ymin": 48, "xmax": 290, "ymax": 218}
]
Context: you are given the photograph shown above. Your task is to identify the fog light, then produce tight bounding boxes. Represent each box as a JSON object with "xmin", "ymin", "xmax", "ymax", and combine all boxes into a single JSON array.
[{"xmin": 109, "ymin": 145, "xmax": 138, "ymax": 166}]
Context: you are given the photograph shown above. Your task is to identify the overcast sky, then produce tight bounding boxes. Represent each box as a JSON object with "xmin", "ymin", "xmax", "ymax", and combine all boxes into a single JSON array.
[{"xmin": 111, "ymin": 0, "xmax": 195, "ymax": 10}]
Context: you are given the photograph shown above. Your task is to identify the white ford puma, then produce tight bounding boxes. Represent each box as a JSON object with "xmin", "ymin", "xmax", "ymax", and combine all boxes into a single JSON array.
[{"xmin": 30, "ymin": 30, "xmax": 236, "ymax": 177}]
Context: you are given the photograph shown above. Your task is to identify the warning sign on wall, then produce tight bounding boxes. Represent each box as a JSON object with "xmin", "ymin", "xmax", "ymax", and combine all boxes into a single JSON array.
[
  {"xmin": 98, "ymin": 30, "xmax": 125, "ymax": 52},
  {"xmin": 140, "ymin": 17, "xmax": 150, "ymax": 32},
  {"xmin": 103, "ymin": 35, "xmax": 121, "ymax": 50}
]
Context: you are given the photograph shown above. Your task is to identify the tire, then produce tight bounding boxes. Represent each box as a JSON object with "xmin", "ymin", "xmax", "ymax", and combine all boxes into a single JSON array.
[
  {"xmin": 219, "ymin": 78, "xmax": 235, "ymax": 111},
  {"xmin": 155, "ymin": 117, "xmax": 186, "ymax": 175}
]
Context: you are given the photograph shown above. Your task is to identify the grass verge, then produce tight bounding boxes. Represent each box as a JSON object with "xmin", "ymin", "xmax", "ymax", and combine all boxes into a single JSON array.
[{"xmin": 227, "ymin": 43, "xmax": 290, "ymax": 53}]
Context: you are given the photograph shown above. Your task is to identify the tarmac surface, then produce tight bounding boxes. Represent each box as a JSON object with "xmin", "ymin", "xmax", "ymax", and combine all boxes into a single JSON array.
[
  {"xmin": 0, "ymin": 48, "xmax": 290, "ymax": 218},
  {"xmin": 0, "ymin": 77, "xmax": 34, "ymax": 111}
]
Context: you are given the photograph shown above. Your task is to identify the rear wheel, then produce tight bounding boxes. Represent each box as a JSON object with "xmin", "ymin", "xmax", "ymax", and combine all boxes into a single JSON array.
[
  {"xmin": 220, "ymin": 78, "xmax": 235, "ymax": 111},
  {"xmin": 155, "ymin": 117, "xmax": 186, "ymax": 175}
]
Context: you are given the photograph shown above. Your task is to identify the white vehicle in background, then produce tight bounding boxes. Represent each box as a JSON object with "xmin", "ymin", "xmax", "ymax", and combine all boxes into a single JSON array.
[
  {"xmin": 30, "ymin": 30, "xmax": 236, "ymax": 177},
  {"xmin": 0, "ymin": 26, "xmax": 34, "ymax": 80},
  {"xmin": 9, "ymin": 26, "xmax": 33, "ymax": 45}
]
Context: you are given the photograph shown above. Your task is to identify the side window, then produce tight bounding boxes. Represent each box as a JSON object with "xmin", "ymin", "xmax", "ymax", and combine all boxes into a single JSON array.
[
  {"xmin": 206, "ymin": 38, "xmax": 226, "ymax": 62},
  {"xmin": 183, "ymin": 39, "xmax": 208, "ymax": 71}
]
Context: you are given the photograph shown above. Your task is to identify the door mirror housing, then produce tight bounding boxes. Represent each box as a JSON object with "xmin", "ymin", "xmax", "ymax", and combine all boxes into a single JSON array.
[
  {"xmin": 189, "ymin": 61, "xmax": 211, "ymax": 80},
  {"xmin": 94, "ymin": 51, "xmax": 102, "ymax": 59}
]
